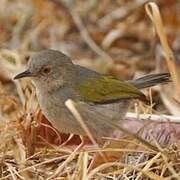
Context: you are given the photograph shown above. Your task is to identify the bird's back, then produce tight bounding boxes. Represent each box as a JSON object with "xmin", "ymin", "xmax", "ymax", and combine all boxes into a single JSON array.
[{"xmin": 74, "ymin": 65, "xmax": 102, "ymax": 86}]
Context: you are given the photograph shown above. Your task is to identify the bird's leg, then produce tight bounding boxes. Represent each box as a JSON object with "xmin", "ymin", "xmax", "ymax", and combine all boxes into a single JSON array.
[
  {"xmin": 60, "ymin": 133, "xmax": 74, "ymax": 147},
  {"xmin": 74, "ymin": 135, "xmax": 86, "ymax": 152}
]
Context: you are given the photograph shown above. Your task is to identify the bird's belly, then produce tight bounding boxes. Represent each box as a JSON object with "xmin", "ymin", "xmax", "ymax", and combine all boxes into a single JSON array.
[
  {"xmin": 38, "ymin": 93, "xmax": 129, "ymax": 139},
  {"xmin": 75, "ymin": 101, "xmax": 129, "ymax": 138},
  {"xmin": 41, "ymin": 102, "xmax": 86, "ymax": 135}
]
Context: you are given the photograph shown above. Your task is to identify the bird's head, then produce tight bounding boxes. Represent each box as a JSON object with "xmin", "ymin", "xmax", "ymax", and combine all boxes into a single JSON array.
[{"xmin": 14, "ymin": 50, "xmax": 76, "ymax": 92}]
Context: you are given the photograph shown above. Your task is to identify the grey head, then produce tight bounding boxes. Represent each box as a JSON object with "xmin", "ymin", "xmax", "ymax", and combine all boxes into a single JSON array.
[{"xmin": 14, "ymin": 50, "xmax": 76, "ymax": 92}]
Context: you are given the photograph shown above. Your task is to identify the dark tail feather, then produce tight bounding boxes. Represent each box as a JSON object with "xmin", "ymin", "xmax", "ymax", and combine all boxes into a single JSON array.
[{"xmin": 128, "ymin": 73, "xmax": 171, "ymax": 89}]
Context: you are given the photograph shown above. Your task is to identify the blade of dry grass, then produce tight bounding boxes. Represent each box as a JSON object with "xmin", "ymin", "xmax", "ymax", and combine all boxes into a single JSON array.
[
  {"xmin": 145, "ymin": 2, "xmax": 180, "ymax": 98},
  {"xmin": 135, "ymin": 152, "xmax": 161, "ymax": 179},
  {"xmin": 73, "ymin": 152, "xmax": 88, "ymax": 180}
]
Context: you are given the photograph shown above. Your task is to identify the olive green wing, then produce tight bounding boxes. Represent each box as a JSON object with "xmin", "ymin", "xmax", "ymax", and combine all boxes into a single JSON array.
[{"xmin": 75, "ymin": 76, "xmax": 146, "ymax": 104}]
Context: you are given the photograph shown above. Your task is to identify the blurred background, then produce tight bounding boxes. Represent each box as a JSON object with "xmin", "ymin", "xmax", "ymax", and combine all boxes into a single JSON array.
[
  {"xmin": 0, "ymin": 0, "xmax": 180, "ymax": 112},
  {"xmin": 0, "ymin": 0, "xmax": 180, "ymax": 178}
]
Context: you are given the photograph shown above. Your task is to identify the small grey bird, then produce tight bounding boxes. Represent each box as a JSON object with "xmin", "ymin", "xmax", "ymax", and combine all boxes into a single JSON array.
[{"xmin": 14, "ymin": 50, "xmax": 170, "ymax": 141}]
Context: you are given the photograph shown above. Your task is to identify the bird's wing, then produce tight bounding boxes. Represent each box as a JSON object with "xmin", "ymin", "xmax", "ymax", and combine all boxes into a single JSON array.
[{"xmin": 75, "ymin": 76, "xmax": 146, "ymax": 104}]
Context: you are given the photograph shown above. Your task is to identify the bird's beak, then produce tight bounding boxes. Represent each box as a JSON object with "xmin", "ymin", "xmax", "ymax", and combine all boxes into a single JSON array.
[{"xmin": 14, "ymin": 70, "xmax": 33, "ymax": 80}]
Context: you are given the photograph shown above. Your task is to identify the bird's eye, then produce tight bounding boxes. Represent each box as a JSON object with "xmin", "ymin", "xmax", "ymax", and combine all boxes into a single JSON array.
[{"xmin": 42, "ymin": 66, "xmax": 51, "ymax": 74}]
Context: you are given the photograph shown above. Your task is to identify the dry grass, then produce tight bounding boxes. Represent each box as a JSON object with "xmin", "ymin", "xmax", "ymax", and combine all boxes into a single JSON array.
[{"xmin": 0, "ymin": 0, "xmax": 180, "ymax": 179}]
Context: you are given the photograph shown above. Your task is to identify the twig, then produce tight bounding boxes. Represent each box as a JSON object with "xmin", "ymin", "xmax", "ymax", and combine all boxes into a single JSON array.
[
  {"xmin": 46, "ymin": 144, "xmax": 78, "ymax": 179},
  {"xmin": 126, "ymin": 112, "xmax": 180, "ymax": 123}
]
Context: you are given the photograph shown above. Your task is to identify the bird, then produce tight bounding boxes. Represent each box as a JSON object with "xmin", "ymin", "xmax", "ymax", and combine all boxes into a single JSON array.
[{"xmin": 14, "ymin": 49, "xmax": 171, "ymax": 142}]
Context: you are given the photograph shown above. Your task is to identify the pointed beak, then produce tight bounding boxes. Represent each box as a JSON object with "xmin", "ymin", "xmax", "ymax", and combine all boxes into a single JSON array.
[{"xmin": 14, "ymin": 70, "xmax": 33, "ymax": 80}]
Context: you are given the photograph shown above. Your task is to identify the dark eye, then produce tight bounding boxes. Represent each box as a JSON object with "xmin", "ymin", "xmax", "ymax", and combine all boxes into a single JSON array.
[{"xmin": 42, "ymin": 67, "xmax": 51, "ymax": 74}]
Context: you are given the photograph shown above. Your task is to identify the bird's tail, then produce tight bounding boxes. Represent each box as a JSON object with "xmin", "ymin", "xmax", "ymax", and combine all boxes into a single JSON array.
[{"xmin": 129, "ymin": 73, "xmax": 171, "ymax": 89}]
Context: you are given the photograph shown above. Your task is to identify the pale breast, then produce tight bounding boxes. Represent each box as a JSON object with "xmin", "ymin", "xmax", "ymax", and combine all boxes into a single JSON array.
[{"xmin": 37, "ymin": 91, "xmax": 86, "ymax": 135}]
